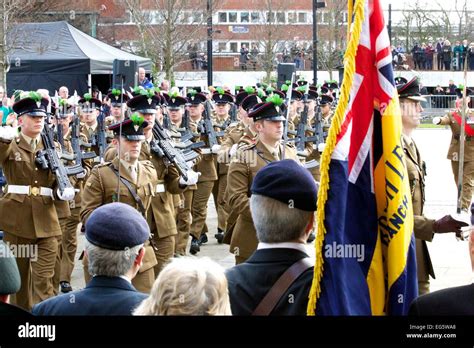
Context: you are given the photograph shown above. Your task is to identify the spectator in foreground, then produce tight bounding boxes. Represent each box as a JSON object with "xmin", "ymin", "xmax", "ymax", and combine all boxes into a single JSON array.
[
  {"xmin": 133, "ymin": 257, "xmax": 231, "ymax": 316},
  {"xmin": 226, "ymin": 159, "xmax": 318, "ymax": 315},
  {"xmin": 32, "ymin": 203, "xmax": 149, "ymax": 316},
  {"xmin": 409, "ymin": 203, "xmax": 474, "ymax": 315},
  {"xmin": 0, "ymin": 241, "xmax": 31, "ymax": 316}
]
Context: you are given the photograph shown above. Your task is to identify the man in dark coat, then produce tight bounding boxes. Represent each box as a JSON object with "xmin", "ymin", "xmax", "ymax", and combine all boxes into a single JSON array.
[
  {"xmin": 409, "ymin": 203, "xmax": 474, "ymax": 315},
  {"xmin": 226, "ymin": 159, "xmax": 318, "ymax": 315},
  {"xmin": 32, "ymin": 203, "xmax": 149, "ymax": 316}
]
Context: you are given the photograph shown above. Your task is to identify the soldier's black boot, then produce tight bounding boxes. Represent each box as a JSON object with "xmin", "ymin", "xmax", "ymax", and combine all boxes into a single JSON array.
[
  {"xmin": 189, "ymin": 237, "xmax": 201, "ymax": 255},
  {"xmin": 307, "ymin": 231, "xmax": 316, "ymax": 243},
  {"xmin": 60, "ymin": 281, "xmax": 73, "ymax": 293},
  {"xmin": 215, "ymin": 228, "xmax": 224, "ymax": 244},
  {"xmin": 200, "ymin": 233, "xmax": 208, "ymax": 245}
]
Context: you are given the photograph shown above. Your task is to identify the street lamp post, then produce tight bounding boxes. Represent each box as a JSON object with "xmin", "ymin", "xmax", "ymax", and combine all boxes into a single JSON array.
[
  {"xmin": 207, "ymin": 0, "xmax": 213, "ymax": 87},
  {"xmin": 312, "ymin": 0, "xmax": 326, "ymax": 86}
]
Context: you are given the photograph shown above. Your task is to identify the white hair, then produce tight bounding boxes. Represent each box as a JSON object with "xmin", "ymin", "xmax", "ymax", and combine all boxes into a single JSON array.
[
  {"xmin": 85, "ymin": 240, "xmax": 142, "ymax": 277},
  {"xmin": 250, "ymin": 194, "xmax": 313, "ymax": 243},
  {"xmin": 133, "ymin": 257, "xmax": 231, "ymax": 316}
]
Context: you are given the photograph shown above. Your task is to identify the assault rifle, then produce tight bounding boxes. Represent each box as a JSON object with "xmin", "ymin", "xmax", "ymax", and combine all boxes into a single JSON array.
[
  {"xmin": 150, "ymin": 122, "xmax": 200, "ymax": 181},
  {"xmin": 200, "ymin": 100, "xmax": 224, "ymax": 153},
  {"xmin": 36, "ymin": 124, "xmax": 83, "ymax": 195}
]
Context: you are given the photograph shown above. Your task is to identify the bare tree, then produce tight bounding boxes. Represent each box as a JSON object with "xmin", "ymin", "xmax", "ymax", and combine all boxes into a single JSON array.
[
  {"xmin": 120, "ymin": 0, "xmax": 219, "ymax": 84},
  {"xmin": 315, "ymin": 0, "xmax": 346, "ymax": 81}
]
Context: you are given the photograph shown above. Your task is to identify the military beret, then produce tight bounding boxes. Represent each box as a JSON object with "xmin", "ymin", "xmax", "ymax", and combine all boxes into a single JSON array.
[
  {"xmin": 319, "ymin": 94, "xmax": 334, "ymax": 106},
  {"xmin": 212, "ymin": 91, "xmax": 234, "ymax": 104},
  {"xmin": 397, "ymin": 77, "xmax": 426, "ymax": 102},
  {"xmin": 85, "ymin": 202, "xmax": 150, "ymax": 250},
  {"xmin": 127, "ymin": 94, "xmax": 160, "ymax": 114},
  {"xmin": 455, "ymin": 87, "xmax": 474, "ymax": 98},
  {"xmin": 79, "ymin": 93, "xmax": 102, "ymax": 112},
  {"xmin": 108, "ymin": 115, "xmax": 148, "ymax": 141},
  {"xmin": 107, "ymin": 89, "xmax": 130, "ymax": 107},
  {"xmin": 241, "ymin": 94, "xmax": 262, "ymax": 113},
  {"xmin": 251, "ymin": 159, "xmax": 318, "ymax": 212},
  {"xmin": 13, "ymin": 92, "xmax": 49, "ymax": 117},
  {"xmin": 0, "ymin": 241, "xmax": 21, "ymax": 295},
  {"xmin": 187, "ymin": 92, "xmax": 207, "ymax": 105}
]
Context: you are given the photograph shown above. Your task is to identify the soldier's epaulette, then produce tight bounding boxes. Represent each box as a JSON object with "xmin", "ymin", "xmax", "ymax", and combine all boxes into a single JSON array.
[
  {"xmin": 238, "ymin": 142, "xmax": 256, "ymax": 151},
  {"xmin": 97, "ymin": 161, "xmax": 112, "ymax": 168}
]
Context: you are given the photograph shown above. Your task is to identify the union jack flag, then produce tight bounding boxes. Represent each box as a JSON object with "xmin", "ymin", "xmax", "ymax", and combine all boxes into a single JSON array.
[{"xmin": 309, "ymin": 0, "xmax": 418, "ymax": 315}]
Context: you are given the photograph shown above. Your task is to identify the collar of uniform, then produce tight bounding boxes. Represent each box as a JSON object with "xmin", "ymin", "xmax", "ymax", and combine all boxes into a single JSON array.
[
  {"xmin": 260, "ymin": 140, "xmax": 280, "ymax": 159},
  {"xmin": 21, "ymin": 132, "xmax": 41, "ymax": 145},
  {"xmin": 257, "ymin": 242, "xmax": 309, "ymax": 254},
  {"xmin": 120, "ymin": 158, "xmax": 137, "ymax": 172},
  {"xmin": 86, "ymin": 122, "xmax": 98, "ymax": 132},
  {"xmin": 402, "ymin": 133, "xmax": 414, "ymax": 148}
]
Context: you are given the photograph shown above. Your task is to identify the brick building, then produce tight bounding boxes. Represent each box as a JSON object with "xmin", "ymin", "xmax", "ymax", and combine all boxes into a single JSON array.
[{"xmin": 28, "ymin": 0, "xmax": 348, "ymax": 72}]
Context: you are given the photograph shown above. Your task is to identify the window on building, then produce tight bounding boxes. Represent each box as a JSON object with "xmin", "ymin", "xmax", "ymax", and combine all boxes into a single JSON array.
[
  {"xmin": 276, "ymin": 12, "xmax": 285, "ymax": 23},
  {"xmin": 141, "ymin": 11, "xmax": 154, "ymax": 24},
  {"xmin": 267, "ymin": 11, "xmax": 275, "ymax": 23},
  {"xmin": 251, "ymin": 12, "xmax": 260, "ymax": 23},
  {"xmin": 240, "ymin": 12, "xmax": 249, "ymax": 23},
  {"xmin": 316, "ymin": 12, "xmax": 322, "ymax": 24},
  {"xmin": 180, "ymin": 11, "xmax": 191, "ymax": 24},
  {"xmin": 218, "ymin": 42, "xmax": 227, "ymax": 52},
  {"xmin": 192, "ymin": 11, "xmax": 203, "ymax": 23},
  {"xmin": 230, "ymin": 42, "xmax": 238, "ymax": 53},
  {"xmin": 322, "ymin": 12, "xmax": 331, "ymax": 23},
  {"xmin": 229, "ymin": 12, "xmax": 238, "ymax": 23},
  {"xmin": 218, "ymin": 12, "xmax": 227, "ymax": 23},
  {"xmin": 155, "ymin": 11, "xmax": 164, "ymax": 24},
  {"xmin": 298, "ymin": 12, "xmax": 307, "ymax": 23},
  {"xmin": 288, "ymin": 12, "xmax": 296, "ymax": 24}
]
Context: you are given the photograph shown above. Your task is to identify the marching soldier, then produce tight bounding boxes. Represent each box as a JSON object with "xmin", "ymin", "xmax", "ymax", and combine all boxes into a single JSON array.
[
  {"xmin": 433, "ymin": 88, "xmax": 474, "ymax": 211},
  {"xmin": 399, "ymin": 77, "xmax": 468, "ymax": 295},
  {"xmin": 129, "ymin": 93, "xmax": 199, "ymax": 273},
  {"xmin": 174, "ymin": 91, "xmax": 206, "ymax": 255},
  {"xmin": 211, "ymin": 89, "xmax": 234, "ymax": 240},
  {"xmin": 187, "ymin": 91, "xmax": 221, "ymax": 254},
  {"xmin": 0, "ymin": 93, "xmax": 75, "ymax": 310},
  {"xmin": 54, "ymin": 99, "xmax": 89, "ymax": 294},
  {"xmin": 80, "ymin": 117, "xmax": 159, "ymax": 293},
  {"xmin": 226, "ymin": 96, "xmax": 299, "ymax": 264},
  {"xmin": 79, "ymin": 94, "xmax": 102, "ymax": 159},
  {"xmin": 320, "ymin": 94, "xmax": 334, "ymax": 142},
  {"xmin": 105, "ymin": 89, "xmax": 129, "ymax": 126}
]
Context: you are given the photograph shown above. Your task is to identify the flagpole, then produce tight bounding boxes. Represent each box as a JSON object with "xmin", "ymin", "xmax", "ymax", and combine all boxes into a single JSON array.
[{"xmin": 456, "ymin": 55, "xmax": 468, "ymax": 213}]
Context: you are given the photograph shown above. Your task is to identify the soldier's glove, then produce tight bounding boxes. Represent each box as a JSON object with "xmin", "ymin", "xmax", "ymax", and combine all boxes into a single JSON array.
[
  {"xmin": 179, "ymin": 170, "xmax": 201, "ymax": 186},
  {"xmin": 317, "ymin": 143, "xmax": 326, "ymax": 153},
  {"xmin": 297, "ymin": 149, "xmax": 309, "ymax": 157},
  {"xmin": 0, "ymin": 126, "xmax": 17, "ymax": 141},
  {"xmin": 432, "ymin": 116, "xmax": 441, "ymax": 125},
  {"xmin": 186, "ymin": 160, "xmax": 195, "ymax": 168},
  {"xmin": 76, "ymin": 170, "xmax": 87, "ymax": 179},
  {"xmin": 433, "ymin": 215, "xmax": 469, "ymax": 233},
  {"xmin": 229, "ymin": 143, "xmax": 238, "ymax": 158},
  {"xmin": 57, "ymin": 187, "xmax": 75, "ymax": 201},
  {"xmin": 211, "ymin": 144, "xmax": 221, "ymax": 154}
]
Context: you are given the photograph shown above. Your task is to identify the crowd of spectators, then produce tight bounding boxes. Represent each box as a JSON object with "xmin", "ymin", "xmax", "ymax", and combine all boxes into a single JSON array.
[{"xmin": 392, "ymin": 39, "xmax": 474, "ymax": 71}]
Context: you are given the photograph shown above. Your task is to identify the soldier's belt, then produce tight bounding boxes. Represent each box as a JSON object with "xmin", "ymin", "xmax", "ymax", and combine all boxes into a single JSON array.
[{"xmin": 6, "ymin": 185, "xmax": 53, "ymax": 197}]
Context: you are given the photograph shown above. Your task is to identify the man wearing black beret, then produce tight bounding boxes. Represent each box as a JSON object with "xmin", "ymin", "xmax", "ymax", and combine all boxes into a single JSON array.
[
  {"xmin": 226, "ymin": 95, "xmax": 300, "ymax": 264},
  {"xmin": 226, "ymin": 159, "xmax": 318, "ymax": 315},
  {"xmin": 33, "ymin": 203, "xmax": 149, "ymax": 315}
]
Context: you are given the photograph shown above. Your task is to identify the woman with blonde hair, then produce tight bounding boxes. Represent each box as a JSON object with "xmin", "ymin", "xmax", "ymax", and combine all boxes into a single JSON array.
[{"xmin": 133, "ymin": 257, "xmax": 231, "ymax": 316}]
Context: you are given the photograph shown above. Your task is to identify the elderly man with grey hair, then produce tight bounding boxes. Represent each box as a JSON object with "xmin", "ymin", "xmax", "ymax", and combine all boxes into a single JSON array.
[
  {"xmin": 225, "ymin": 159, "xmax": 318, "ymax": 315},
  {"xmin": 32, "ymin": 203, "xmax": 149, "ymax": 316}
]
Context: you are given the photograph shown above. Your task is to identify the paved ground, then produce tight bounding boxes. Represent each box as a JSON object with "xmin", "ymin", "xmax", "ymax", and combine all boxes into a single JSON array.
[{"xmin": 71, "ymin": 128, "xmax": 473, "ymax": 293}]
